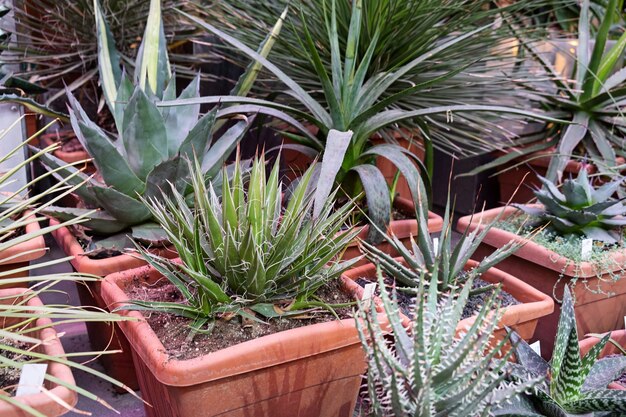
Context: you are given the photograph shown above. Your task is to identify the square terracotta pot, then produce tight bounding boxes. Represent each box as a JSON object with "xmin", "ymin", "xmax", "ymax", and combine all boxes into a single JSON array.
[
  {"xmin": 457, "ymin": 206, "xmax": 626, "ymax": 357},
  {"xmin": 341, "ymin": 258, "xmax": 554, "ymax": 343},
  {"xmin": 0, "ymin": 288, "xmax": 77, "ymax": 417},
  {"xmin": 101, "ymin": 264, "xmax": 388, "ymax": 417}
]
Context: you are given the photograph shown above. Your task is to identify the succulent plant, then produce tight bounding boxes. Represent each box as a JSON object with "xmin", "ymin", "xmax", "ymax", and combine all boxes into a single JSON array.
[
  {"xmin": 120, "ymin": 155, "xmax": 360, "ymax": 329},
  {"xmin": 34, "ymin": 0, "xmax": 254, "ymax": 248},
  {"xmin": 356, "ymin": 267, "xmax": 544, "ymax": 417},
  {"xmin": 514, "ymin": 168, "xmax": 626, "ymax": 244},
  {"xmin": 494, "ymin": 286, "xmax": 626, "ymax": 416}
]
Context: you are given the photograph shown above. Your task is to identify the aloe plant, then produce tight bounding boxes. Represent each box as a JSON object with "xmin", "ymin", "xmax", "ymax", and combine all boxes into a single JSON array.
[
  {"xmin": 494, "ymin": 286, "xmax": 626, "ymax": 416},
  {"xmin": 119, "ymin": 156, "xmax": 359, "ymax": 330},
  {"xmin": 33, "ymin": 0, "xmax": 260, "ymax": 250},
  {"xmin": 360, "ymin": 175, "xmax": 524, "ymax": 296},
  {"xmin": 356, "ymin": 268, "xmax": 544, "ymax": 417},
  {"xmin": 164, "ymin": 0, "xmax": 560, "ymax": 243},
  {"xmin": 514, "ymin": 168, "xmax": 626, "ymax": 243}
]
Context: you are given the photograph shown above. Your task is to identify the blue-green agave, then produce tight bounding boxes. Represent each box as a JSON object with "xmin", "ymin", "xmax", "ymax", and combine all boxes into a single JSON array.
[{"xmin": 495, "ymin": 286, "xmax": 626, "ymax": 417}]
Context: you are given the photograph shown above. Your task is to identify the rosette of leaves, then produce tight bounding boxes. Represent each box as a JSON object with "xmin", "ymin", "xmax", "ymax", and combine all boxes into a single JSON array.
[
  {"xmin": 360, "ymin": 175, "xmax": 524, "ymax": 296},
  {"xmin": 34, "ymin": 0, "xmax": 254, "ymax": 252},
  {"xmin": 356, "ymin": 268, "xmax": 544, "ymax": 417},
  {"xmin": 514, "ymin": 168, "xmax": 626, "ymax": 243},
  {"xmin": 494, "ymin": 286, "xmax": 626, "ymax": 416},
  {"xmin": 120, "ymin": 156, "xmax": 360, "ymax": 330}
]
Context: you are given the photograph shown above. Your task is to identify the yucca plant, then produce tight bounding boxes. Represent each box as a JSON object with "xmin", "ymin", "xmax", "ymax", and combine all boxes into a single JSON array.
[
  {"xmin": 360, "ymin": 175, "xmax": 524, "ymax": 296},
  {"xmin": 0, "ymin": 127, "xmax": 140, "ymax": 416},
  {"xmin": 356, "ymin": 268, "xmax": 544, "ymax": 417},
  {"xmin": 33, "ymin": 0, "xmax": 263, "ymax": 252},
  {"xmin": 514, "ymin": 168, "xmax": 626, "ymax": 243},
  {"xmin": 506, "ymin": 0, "xmax": 626, "ymax": 182},
  {"xmin": 494, "ymin": 286, "xmax": 626, "ymax": 416},
  {"xmin": 121, "ymin": 155, "xmax": 359, "ymax": 330},
  {"xmin": 165, "ymin": 0, "xmax": 560, "ymax": 243}
]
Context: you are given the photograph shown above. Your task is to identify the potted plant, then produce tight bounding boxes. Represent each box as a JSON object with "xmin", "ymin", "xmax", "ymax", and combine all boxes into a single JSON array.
[
  {"xmin": 168, "ymin": 1, "xmax": 560, "ymax": 249},
  {"xmin": 494, "ymin": 287, "xmax": 626, "ymax": 415},
  {"xmin": 580, "ymin": 330, "xmax": 626, "ymax": 390},
  {"xmin": 492, "ymin": 0, "xmax": 626, "ymax": 202},
  {"xmin": 355, "ymin": 266, "xmax": 542, "ymax": 416},
  {"xmin": 457, "ymin": 168, "xmax": 626, "ymax": 355},
  {"xmin": 344, "ymin": 176, "xmax": 553, "ymax": 341},
  {"xmin": 100, "ymin": 157, "xmax": 385, "ymax": 417}
]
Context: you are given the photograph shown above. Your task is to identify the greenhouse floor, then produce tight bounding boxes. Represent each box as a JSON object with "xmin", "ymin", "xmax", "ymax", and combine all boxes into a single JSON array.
[{"xmin": 34, "ymin": 236, "xmax": 146, "ymax": 417}]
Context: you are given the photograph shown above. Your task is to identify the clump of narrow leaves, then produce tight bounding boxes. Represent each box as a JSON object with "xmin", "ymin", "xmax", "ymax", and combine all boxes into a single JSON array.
[
  {"xmin": 356, "ymin": 267, "xmax": 544, "ymax": 417},
  {"xmin": 514, "ymin": 168, "xmax": 626, "ymax": 244},
  {"xmin": 495, "ymin": 286, "xmax": 626, "ymax": 416},
  {"xmin": 124, "ymin": 156, "xmax": 359, "ymax": 330},
  {"xmin": 360, "ymin": 176, "xmax": 524, "ymax": 296}
]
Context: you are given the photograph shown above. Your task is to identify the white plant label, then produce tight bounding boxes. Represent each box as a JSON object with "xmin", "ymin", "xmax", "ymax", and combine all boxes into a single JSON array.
[
  {"xmin": 362, "ymin": 283, "xmax": 377, "ymax": 301},
  {"xmin": 433, "ymin": 238, "xmax": 439, "ymax": 256},
  {"xmin": 581, "ymin": 239, "xmax": 593, "ymax": 261},
  {"xmin": 530, "ymin": 341, "xmax": 541, "ymax": 355},
  {"xmin": 16, "ymin": 364, "xmax": 47, "ymax": 396},
  {"xmin": 624, "ymin": 315, "xmax": 626, "ymax": 329}
]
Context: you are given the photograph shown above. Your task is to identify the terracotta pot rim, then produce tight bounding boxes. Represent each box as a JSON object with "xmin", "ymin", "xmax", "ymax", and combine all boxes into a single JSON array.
[
  {"xmin": 40, "ymin": 133, "xmax": 91, "ymax": 164},
  {"xmin": 0, "ymin": 211, "xmax": 46, "ymax": 266},
  {"xmin": 0, "ymin": 288, "xmax": 77, "ymax": 416},
  {"xmin": 456, "ymin": 205, "xmax": 626, "ymax": 278},
  {"xmin": 101, "ymin": 264, "xmax": 386, "ymax": 387},
  {"xmin": 341, "ymin": 257, "xmax": 554, "ymax": 331}
]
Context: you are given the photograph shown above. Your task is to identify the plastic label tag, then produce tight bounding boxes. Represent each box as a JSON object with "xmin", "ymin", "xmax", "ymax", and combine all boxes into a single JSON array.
[
  {"xmin": 433, "ymin": 238, "xmax": 439, "ymax": 256},
  {"xmin": 623, "ymin": 315, "xmax": 626, "ymax": 329},
  {"xmin": 530, "ymin": 341, "xmax": 541, "ymax": 355},
  {"xmin": 362, "ymin": 283, "xmax": 377, "ymax": 301},
  {"xmin": 581, "ymin": 239, "xmax": 593, "ymax": 261},
  {"xmin": 16, "ymin": 364, "xmax": 47, "ymax": 396}
]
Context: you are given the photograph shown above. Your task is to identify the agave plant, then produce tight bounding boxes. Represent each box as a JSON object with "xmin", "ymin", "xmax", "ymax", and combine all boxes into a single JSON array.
[
  {"xmin": 0, "ymin": 0, "xmax": 203, "ymax": 108},
  {"xmin": 121, "ymin": 155, "xmax": 359, "ymax": 329},
  {"xmin": 356, "ymin": 268, "xmax": 544, "ymax": 416},
  {"xmin": 165, "ymin": 0, "xmax": 560, "ymax": 243},
  {"xmin": 360, "ymin": 175, "xmax": 524, "ymax": 296},
  {"xmin": 494, "ymin": 286, "xmax": 626, "ymax": 416},
  {"xmin": 514, "ymin": 168, "xmax": 626, "ymax": 243},
  {"xmin": 33, "ymin": 0, "xmax": 260, "ymax": 250},
  {"xmin": 508, "ymin": 0, "xmax": 626, "ymax": 182},
  {"xmin": 0, "ymin": 127, "xmax": 140, "ymax": 415}
]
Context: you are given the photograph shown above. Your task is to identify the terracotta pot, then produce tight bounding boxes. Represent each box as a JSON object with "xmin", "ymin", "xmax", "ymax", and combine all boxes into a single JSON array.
[
  {"xmin": 101, "ymin": 264, "xmax": 387, "ymax": 417},
  {"xmin": 457, "ymin": 205, "xmax": 626, "ymax": 357},
  {"xmin": 39, "ymin": 133, "xmax": 95, "ymax": 173},
  {"xmin": 0, "ymin": 212, "xmax": 46, "ymax": 286},
  {"xmin": 50, "ymin": 220, "xmax": 176, "ymax": 391},
  {"xmin": 342, "ymin": 258, "xmax": 553, "ymax": 342},
  {"xmin": 497, "ymin": 148, "xmax": 624, "ymax": 204},
  {"xmin": 342, "ymin": 196, "xmax": 444, "ymax": 267},
  {"xmin": 0, "ymin": 288, "xmax": 77, "ymax": 417},
  {"xmin": 579, "ymin": 330, "xmax": 626, "ymax": 390}
]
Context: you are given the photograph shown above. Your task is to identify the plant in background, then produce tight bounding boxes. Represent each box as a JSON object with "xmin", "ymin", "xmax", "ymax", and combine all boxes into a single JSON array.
[
  {"xmin": 168, "ymin": 0, "xmax": 560, "ymax": 243},
  {"xmin": 494, "ymin": 286, "xmax": 626, "ymax": 416},
  {"xmin": 34, "ymin": 0, "xmax": 254, "ymax": 253},
  {"xmin": 360, "ymin": 175, "xmax": 524, "ymax": 295},
  {"xmin": 356, "ymin": 268, "xmax": 544, "ymax": 416},
  {"xmin": 122, "ymin": 156, "xmax": 359, "ymax": 330},
  {"xmin": 514, "ymin": 168, "xmax": 626, "ymax": 243},
  {"xmin": 0, "ymin": 0, "xmax": 203, "ymax": 109},
  {"xmin": 509, "ymin": 0, "xmax": 626, "ymax": 182}
]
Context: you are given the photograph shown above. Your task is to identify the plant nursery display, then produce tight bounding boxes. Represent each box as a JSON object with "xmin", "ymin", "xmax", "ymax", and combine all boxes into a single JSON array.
[
  {"xmin": 355, "ymin": 269, "xmax": 543, "ymax": 416},
  {"xmin": 100, "ymin": 157, "xmax": 376, "ymax": 417},
  {"xmin": 458, "ymin": 168, "xmax": 626, "ymax": 355},
  {"xmin": 495, "ymin": 287, "xmax": 626, "ymax": 416}
]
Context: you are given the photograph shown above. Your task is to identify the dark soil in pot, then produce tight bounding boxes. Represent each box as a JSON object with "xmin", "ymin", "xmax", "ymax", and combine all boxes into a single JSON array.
[
  {"xmin": 124, "ymin": 277, "xmax": 355, "ymax": 360},
  {"xmin": 0, "ymin": 339, "xmax": 31, "ymax": 395}
]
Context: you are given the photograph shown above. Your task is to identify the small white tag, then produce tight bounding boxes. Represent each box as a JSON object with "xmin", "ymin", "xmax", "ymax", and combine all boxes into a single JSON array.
[
  {"xmin": 623, "ymin": 315, "xmax": 626, "ymax": 329},
  {"xmin": 362, "ymin": 283, "xmax": 377, "ymax": 301},
  {"xmin": 581, "ymin": 239, "xmax": 593, "ymax": 261},
  {"xmin": 530, "ymin": 341, "xmax": 541, "ymax": 355},
  {"xmin": 433, "ymin": 238, "xmax": 439, "ymax": 256},
  {"xmin": 16, "ymin": 364, "xmax": 47, "ymax": 396}
]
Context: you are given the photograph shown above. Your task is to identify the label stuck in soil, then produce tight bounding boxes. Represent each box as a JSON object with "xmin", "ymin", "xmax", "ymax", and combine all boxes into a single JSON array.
[
  {"xmin": 16, "ymin": 363, "xmax": 47, "ymax": 396},
  {"xmin": 362, "ymin": 283, "xmax": 377, "ymax": 300},
  {"xmin": 581, "ymin": 238, "xmax": 593, "ymax": 260}
]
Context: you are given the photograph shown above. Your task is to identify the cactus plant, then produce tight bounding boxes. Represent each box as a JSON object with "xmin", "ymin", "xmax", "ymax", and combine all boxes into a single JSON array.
[
  {"xmin": 494, "ymin": 286, "xmax": 626, "ymax": 416},
  {"xmin": 356, "ymin": 267, "xmax": 544, "ymax": 417},
  {"xmin": 514, "ymin": 168, "xmax": 626, "ymax": 244}
]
